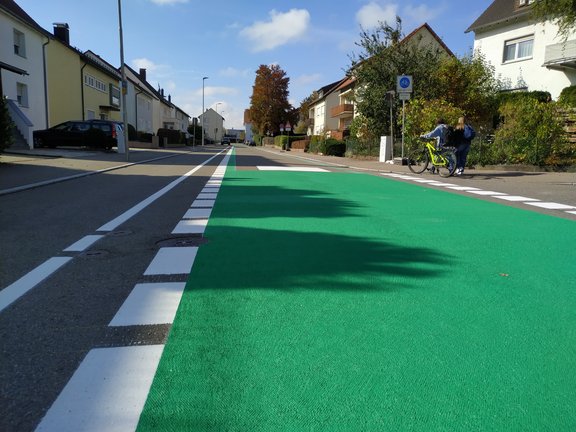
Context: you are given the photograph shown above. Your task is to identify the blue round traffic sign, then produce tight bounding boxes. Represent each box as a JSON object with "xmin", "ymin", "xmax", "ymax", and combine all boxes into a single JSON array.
[{"xmin": 399, "ymin": 77, "xmax": 411, "ymax": 89}]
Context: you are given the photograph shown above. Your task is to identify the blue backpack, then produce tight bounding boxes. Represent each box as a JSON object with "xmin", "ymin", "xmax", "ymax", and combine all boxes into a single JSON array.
[{"xmin": 464, "ymin": 124, "xmax": 476, "ymax": 140}]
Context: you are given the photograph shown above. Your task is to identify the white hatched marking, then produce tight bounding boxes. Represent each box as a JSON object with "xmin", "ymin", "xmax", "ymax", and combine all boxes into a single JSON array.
[
  {"xmin": 35, "ymin": 345, "xmax": 164, "ymax": 432},
  {"xmin": 412, "ymin": 179, "xmax": 439, "ymax": 183},
  {"xmin": 183, "ymin": 208, "xmax": 212, "ymax": 219},
  {"xmin": 172, "ymin": 219, "xmax": 208, "ymax": 234},
  {"xmin": 257, "ymin": 166, "xmax": 329, "ymax": 172},
  {"xmin": 0, "ymin": 257, "xmax": 73, "ymax": 313},
  {"xmin": 566, "ymin": 211, "xmax": 576, "ymax": 215},
  {"xmin": 144, "ymin": 247, "xmax": 198, "ymax": 275},
  {"xmin": 524, "ymin": 202, "xmax": 576, "ymax": 210},
  {"xmin": 495, "ymin": 195, "xmax": 540, "ymax": 202},
  {"xmin": 197, "ymin": 192, "xmax": 218, "ymax": 200},
  {"xmin": 191, "ymin": 199, "xmax": 215, "ymax": 208},
  {"xmin": 109, "ymin": 282, "xmax": 186, "ymax": 326},
  {"xmin": 63, "ymin": 235, "xmax": 104, "ymax": 252},
  {"xmin": 430, "ymin": 182, "xmax": 457, "ymax": 187}
]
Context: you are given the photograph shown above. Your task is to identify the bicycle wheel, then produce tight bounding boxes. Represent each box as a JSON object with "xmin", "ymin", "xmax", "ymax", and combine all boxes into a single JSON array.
[
  {"xmin": 407, "ymin": 148, "xmax": 429, "ymax": 174},
  {"xmin": 437, "ymin": 148, "xmax": 457, "ymax": 177}
]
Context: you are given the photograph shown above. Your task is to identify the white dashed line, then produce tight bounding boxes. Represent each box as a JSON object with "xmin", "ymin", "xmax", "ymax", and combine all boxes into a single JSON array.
[
  {"xmin": 493, "ymin": 195, "xmax": 540, "ymax": 202},
  {"xmin": 144, "ymin": 247, "xmax": 199, "ymax": 275},
  {"xmin": 183, "ymin": 208, "xmax": 213, "ymax": 219},
  {"xmin": 191, "ymin": 199, "xmax": 215, "ymax": 208},
  {"xmin": 35, "ymin": 345, "xmax": 164, "ymax": 432},
  {"xmin": 109, "ymin": 282, "xmax": 187, "ymax": 326},
  {"xmin": 524, "ymin": 202, "xmax": 576, "ymax": 210},
  {"xmin": 257, "ymin": 166, "xmax": 329, "ymax": 172},
  {"xmin": 172, "ymin": 219, "xmax": 208, "ymax": 234},
  {"xmin": 197, "ymin": 192, "xmax": 218, "ymax": 199},
  {"xmin": 0, "ymin": 257, "xmax": 73, "ymax": 313},
  {"xmin": 63, "ymin": 235, "xmax": 105, "ymax": 252}
]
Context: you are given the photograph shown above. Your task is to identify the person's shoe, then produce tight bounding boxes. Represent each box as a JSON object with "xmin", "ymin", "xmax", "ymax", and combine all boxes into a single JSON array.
[{"xmin": 428, "ymin": 166, "xmax": 436, "ymax": 174}]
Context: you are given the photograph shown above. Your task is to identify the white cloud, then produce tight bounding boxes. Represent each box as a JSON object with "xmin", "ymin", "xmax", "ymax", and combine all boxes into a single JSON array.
[
  {"xmin": 240, "ymin": 9, "xmax": 310, "ymax": 52},
  {"xmin": 149, "ymin": 0, "xmax": 188, "ymax": 5},
  {"xmin": 219, "ymin": 67, "xmax": 251, "ymax": 78},
  {"xmin": 295, "ymin": 73, "xmax": 322, "ymax": 86},
  {"xmin": 356, "ymin": 2, "xmax": 398, "ymax": 29},
  {"xmin": 403, "ymin": 4, "xmax": 438, "ymax": 23}
]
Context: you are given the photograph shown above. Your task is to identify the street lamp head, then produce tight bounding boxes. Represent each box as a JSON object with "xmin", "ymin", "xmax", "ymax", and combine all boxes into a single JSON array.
[{"xmin": 203, "ymin": 76, "xmax": 209, "ymax": 80}]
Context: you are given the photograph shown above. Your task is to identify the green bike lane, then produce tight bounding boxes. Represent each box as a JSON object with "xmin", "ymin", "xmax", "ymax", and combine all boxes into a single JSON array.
[{"xmin": 138, "ymin": 152, "xmax": 576, "ymax": 431}]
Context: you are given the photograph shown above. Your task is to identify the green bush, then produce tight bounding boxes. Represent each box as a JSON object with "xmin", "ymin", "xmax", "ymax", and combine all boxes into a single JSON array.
[
  {"xmin": 491, "ymin": 99, "xmax": 568, "ymax": 166},
  {"xmin": 157, "ymin": 128, "xmax": 182, "ymax": 144},
  {"xmin": 0, "ymin": 97, "xmax": 14, "ymax": 153},
  {"xmin": 137, "ymin": 131, "xmax": 153, "ymax": 143},
  {"xmin": 559, "ymin": 86, "xmax": 576, "ymax": 107}
]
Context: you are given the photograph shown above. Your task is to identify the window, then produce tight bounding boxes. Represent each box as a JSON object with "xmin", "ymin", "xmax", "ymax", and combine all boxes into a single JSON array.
[
  {"xmin": 109, "ymin": 84, "xmax": 120, "ymax": 107},
  {"xmin": 84, "ymin": 74, "xmax": 107, "ymax": 93},
  {"xmin": 503, "ymin": 36, "xmax": 534, "ymax": 62},
  {"xmin": 13, "ymin": 29, "xmax": 26, "ymax": 57},
  {"xmin": 16, "ymin": 83, "xmax": 28, "ymax": 107}
]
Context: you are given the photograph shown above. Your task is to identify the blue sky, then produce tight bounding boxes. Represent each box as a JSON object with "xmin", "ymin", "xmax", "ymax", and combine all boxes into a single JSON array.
[{"xmin": 16, "ymin": 0, "xmax": 492, "ymax": 130}]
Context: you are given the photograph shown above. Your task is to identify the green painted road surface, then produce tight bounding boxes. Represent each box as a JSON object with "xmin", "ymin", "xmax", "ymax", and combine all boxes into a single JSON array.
[{"xmin": 137, "ymin": 163, "xmax": 576, "ymax": 431}]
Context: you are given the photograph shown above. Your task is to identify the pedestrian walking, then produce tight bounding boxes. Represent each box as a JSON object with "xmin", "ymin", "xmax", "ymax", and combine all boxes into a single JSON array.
[
  {"xmin": 421, "ymin": 118, "xmax": 450, "ymax": 174},
  {"xmin": 454, "ymin": 116, "xmax": 475, "ymax": 176}
]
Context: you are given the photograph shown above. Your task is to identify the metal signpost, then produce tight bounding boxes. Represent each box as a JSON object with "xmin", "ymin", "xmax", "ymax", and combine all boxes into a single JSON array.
[{"xmin": 397, "ymin": 75, "xmax": 413, "ymax": 160}]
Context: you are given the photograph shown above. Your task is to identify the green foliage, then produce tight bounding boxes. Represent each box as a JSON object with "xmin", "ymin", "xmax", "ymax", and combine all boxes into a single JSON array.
[
  {"xmin": 492, "ymin": 99, "xmax": 569, "ymax": 166},
  {"xmin": 497, "ymin": 90, "xmax": 551, "ymax": 105},
  {"xmin": 127, "ymin": 123, "xmax": 137, "ymax": 141},
  {"xmin": 307, "ymin": 136, "xmax": 346, "ymax": 156},
  {"xmin": 0, "ymin": 97, "xmax": 14, "ymax": 152},
  {"xmin": 157, "ymin": 128, "xmax": 184, "ymax": 144},
  {"xmin": 559, "ymin": 86, "xmax": 576, "ymax": 107},
  {"xmin": 530, "ymin": 0, "xmax": 576, "ymax": 40}
]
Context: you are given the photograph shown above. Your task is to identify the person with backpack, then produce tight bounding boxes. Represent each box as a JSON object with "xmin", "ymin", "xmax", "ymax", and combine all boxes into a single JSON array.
[
  {"xmin": 421, "ymin": 118, "xmax": 449, "ymax": 148},
  {"xmin": 453, "ymin": 116, "xmax": 475, "ymax": 176}
]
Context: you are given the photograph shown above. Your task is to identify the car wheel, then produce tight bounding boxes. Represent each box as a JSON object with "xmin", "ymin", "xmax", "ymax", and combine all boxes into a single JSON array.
[{"xmin": 34, "ymin": 137, "xmax": 44, "ymax": 148}]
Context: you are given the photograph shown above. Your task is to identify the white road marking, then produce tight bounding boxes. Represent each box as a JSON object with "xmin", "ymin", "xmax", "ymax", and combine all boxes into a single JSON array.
[
  {"xmin": 144, "ymin": 247, "xmax": 198, "ymax": 275},
  {"xmin": 183, "ymin": 208, "xmax": 212, "ymax": 219},
  {"xmin": 109, "ymin": 282, "xmax": 186, "ymax": 326},
  {"xmin": 467, "ymin": 190, "xmax": 506, "ymax": 196},
  {"xmin": 446, "ymin": 186, "xmax": 482, "ymax": 191},
  {"xmin": 172, "ymin": 219, "xmax": 208, "ymax": 234},
  {"xmin": 63, "ymin": 235, "xmax": 105, "ymax": 252},
  {"xmin": 0, "ymin": 257, "xmax": 72, "ymax": 313},
  {"xmin": 197, "ymin": 192, "xmax": 218, "ymax": 199},
  {"xmin": 494, "ymin": 195, "xmax": 540, "ymax": 202},
  {"xmin": 191, "ymin": 199, "xmax": 215, "ymax": 208},
  {"xmin": 257, "ymin": 166, "xmax": 329, "ymax": 172},
  {"xmin": 35, "ymin": 345, "xmax": 164, "ymax": 432},
  {"xmin": 524, "ymin": 202, "xmax": 576, "ymax": 210},
  {"xmin": 97, "ymin": 151, "xmax": 224, "ymax": 232}
]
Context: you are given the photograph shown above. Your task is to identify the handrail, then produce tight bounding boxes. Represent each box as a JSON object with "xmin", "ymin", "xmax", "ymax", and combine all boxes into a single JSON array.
[{"xmin": 5, "ymin": 98, "xmax": 33, "ymax": 147}]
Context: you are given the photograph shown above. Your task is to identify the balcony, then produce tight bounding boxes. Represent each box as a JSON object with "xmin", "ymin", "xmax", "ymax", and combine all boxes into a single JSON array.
[
  {"xmin": 543, "ymin": 39, "xmax": 576, "ymax": 70},
  {"xmin": 330, "ymin": 104, "xmax": 354, "ymax": 118}
]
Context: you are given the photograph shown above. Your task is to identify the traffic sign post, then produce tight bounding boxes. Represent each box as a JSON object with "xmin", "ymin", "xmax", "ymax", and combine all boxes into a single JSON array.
[{"xmin": 397, "ymin": 75, "xmax": 413, "ymax": 161}]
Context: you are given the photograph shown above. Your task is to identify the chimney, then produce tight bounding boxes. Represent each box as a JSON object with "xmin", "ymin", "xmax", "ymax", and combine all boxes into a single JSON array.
[
  {"xmin": 53, "ymin": 23, "xmax": 70, "ymax": 45},
  {"xmin": 139, "ymin": 68, "xmax": 147, "ymax": 81},
  {"xmin": 168, "ymin": 95, "xmax": 171, "ymax": 103}
]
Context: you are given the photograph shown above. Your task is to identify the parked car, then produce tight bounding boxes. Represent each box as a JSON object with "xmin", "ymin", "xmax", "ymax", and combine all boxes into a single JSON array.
[
  {"xmin": 221, "ymin": 138, "xmax": 230, "ymax": 146},
  {"xmin": 33, "ymin": 120, "xmax": 122, "ymax": 150}
]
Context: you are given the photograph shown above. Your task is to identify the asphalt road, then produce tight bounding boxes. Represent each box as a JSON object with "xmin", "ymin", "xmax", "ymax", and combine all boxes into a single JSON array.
[{"xmin": 0, "ymin": 144, "xmax": 574, "ymax": 431}]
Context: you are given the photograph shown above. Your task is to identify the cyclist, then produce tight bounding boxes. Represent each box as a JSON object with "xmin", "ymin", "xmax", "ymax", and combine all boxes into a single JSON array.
[{"xmin": 420, "ymin": 118, "xmax": 449, "ymax": 173}]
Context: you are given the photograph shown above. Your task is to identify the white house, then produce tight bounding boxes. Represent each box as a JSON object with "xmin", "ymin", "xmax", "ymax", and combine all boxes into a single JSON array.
[
  {"xmin": 307, "ymin": 79, "xmax": 345, "ymax": 137},
  {"xmin": 0, "ymin": 0, "xmax": 48, "ymax": 148},
  {"xmin": 467, "ymin": 0, "xmax": 576, "ymax": 99},
  {"xmin": 124, "ymin": 66, "xmax": 157, "ymax": 134},
  {"xmin": 199, "ymin": 108, "xmax": 224, "ymax": 143}
]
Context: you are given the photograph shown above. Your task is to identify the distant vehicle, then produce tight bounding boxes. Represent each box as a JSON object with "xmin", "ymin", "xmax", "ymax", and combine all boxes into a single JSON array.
[
  {"xmin": 33, "ymin": 120, "xmax": 122, "ymax": 150},
  {"xmin": 221, "ymin": 138, "xmax": 230, "ymax": 146}
]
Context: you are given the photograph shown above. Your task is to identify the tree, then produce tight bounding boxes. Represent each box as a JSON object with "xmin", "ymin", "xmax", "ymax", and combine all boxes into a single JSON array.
[
  {"xmin": 249, "ymin": 64, "xmax": 294, "ymax": 136},
  {"xmin": 348, "ymin": 18, "xmax": 447, "ymax": 139},
  {"xmin": 295, "ymin": 91, "xmax": 317, "ymax": 134},
  {"xmin": 0, "ymin": 97, "xmax": 14, "ymax": 152},
  {"xmin": 530, "ymin": 0, "xmax": 576, "ymax": 40}
]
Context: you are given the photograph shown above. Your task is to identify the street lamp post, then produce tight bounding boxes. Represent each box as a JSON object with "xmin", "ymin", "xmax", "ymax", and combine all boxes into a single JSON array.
[
  {"xmin": 117, "ymin": 0, "xmax": 129, "ymax": 161},
  {"xmin": 202, "ymin": 76, "xmax": 208, "ymax": 146}
]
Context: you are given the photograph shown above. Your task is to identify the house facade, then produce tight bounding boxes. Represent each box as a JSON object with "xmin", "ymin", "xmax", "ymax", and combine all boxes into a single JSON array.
[
  {"xmin": 124, "ymin": 66, "xmax": 157, "ymax": 134},
  {"xmin": 467, "ymin": 0, "xmax": 576, "ymax": 99},
  {"xmin": 0, "ymin": 0, "xmax": 49, "ymax": 148},
  {"xmin": 199, "ymin": 108, "xmax": 224, "ymax": 143},
  {"xmin": 308, "ymin": 23, "xmax": 453, "ymax": 140}
]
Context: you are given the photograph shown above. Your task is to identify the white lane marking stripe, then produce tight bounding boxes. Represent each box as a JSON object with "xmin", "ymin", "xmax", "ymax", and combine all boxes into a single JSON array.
[
  {"xmin": 446, "ymin": 186, "xmax": 482, "ymax": 191},
  {"xmin": 0, "ymin": 257, "xmax": 72, "ymax": 313},
  {"xmin": 494, "ymin": 195, "xmax": 540, "ymax": 202},
  {"xmin": 525, "ymin": 202, "xmax": 576, "ymax": 210},
  {"xmin": 63, "ymin": 235, "xmax": 105, "ymax": 252},
  {"xmin": 97, "ymin": 151, "xmax": 224, "ymax": 232},
  {"xmin": 197, "ymin": 192, "xmax": 218, "ymax": 199},
  {"xmin": 35, "ymin": 345, "xmax": 164, "ymax": 432},
  {"xmin": 467, "ymin": 190, "xmax": 506, "ymax": 196},
  {"xmin": 566, "ymin": 211, "xmax": 576, "ymax": 215},
  {"xmin": 183, "ymin": 208, "xmax": 212, "ymax": 219},
  {"xmin": 109, "ymin": 283, "xmax": 186, "ymax": 326},
  {"xmin": 172, "ymin": 219, "xmax": 208, "ymax": 234},
  {"xmin": 191, "ymin": 199, "xmax": 215, "ymax": 208},
  {"xmin": 144, "ymin": 247, "xmax": 198, "ymax": 275},
  {"xmin": 257, "ymin": 166, "xmax": 329, "ymax": 172}
]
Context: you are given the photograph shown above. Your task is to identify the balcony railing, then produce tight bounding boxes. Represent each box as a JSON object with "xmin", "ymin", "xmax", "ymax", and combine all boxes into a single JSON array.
[
  {"xmin": 330, "ymin": 104, "xmax": 354, "ymax": 118},
  {"xmin": 544, "ymin": 39, "xmax": 576, "ymax": 69}
]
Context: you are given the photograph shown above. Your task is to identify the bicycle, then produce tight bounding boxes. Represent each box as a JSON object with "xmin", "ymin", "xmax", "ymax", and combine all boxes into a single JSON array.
[{"xmin": 407, "ymin": 138, "xmax": 457, "ymax": 177}]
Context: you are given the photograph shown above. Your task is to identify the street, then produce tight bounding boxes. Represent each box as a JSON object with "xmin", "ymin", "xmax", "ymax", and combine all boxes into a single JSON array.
[{"xmin": 1, "ymin": 145, "xmax": 575, "ymax": 431}]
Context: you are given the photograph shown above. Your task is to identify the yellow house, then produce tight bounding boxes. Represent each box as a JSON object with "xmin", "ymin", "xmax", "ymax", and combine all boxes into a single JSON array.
[{"xmin": 45, "ymin": 24, "xmax": 121, "ymax": 126}]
